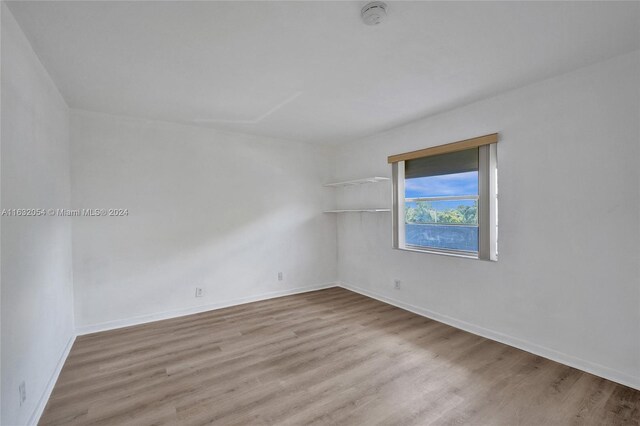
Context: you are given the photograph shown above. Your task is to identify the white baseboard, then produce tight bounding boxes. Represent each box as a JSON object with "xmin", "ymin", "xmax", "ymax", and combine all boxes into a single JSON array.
[
  {"xmin": 31, "ymin": 284, "xmax": 336, "ymax": 425},
  {"xmin": 76, "ymin": 282, "xmax": 338, "ymax": 336},
  {"xmin": 339, "ymin": 281, "xmax": 639, "ymax": 391},
  {"xmin": 28, "ymin": 334, "xmax": 76, "ymax": 426},
  {"xmin": 35, "ymin": 280, "xmax": 636, "ymax": 426}
]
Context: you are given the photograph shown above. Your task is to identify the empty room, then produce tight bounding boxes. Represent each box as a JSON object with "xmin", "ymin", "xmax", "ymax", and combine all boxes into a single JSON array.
[{"xmin": 1, "ymin": 1, "xmax": 639, "ymax": 425}]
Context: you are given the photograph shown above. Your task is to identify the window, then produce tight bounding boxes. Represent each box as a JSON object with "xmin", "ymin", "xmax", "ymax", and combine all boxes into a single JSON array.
[{"xmin": 390, "ymin": 134, "xmax": 498, "ymax": 260}]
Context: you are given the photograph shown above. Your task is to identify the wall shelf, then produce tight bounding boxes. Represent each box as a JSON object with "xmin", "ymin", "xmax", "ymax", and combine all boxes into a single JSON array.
[
  {"xmin": 323, "ymin": 177, "xmax": 390, "ymax": 187},
  {"xmin": 324, "ymin": 209, "xmax": 390, "ymax": 213}
]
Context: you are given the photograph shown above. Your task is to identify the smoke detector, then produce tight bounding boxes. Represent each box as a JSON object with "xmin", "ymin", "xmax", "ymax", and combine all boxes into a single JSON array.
[{"xmin": 361, "ymin": 2, "xmax": 388, "ymax": 26}]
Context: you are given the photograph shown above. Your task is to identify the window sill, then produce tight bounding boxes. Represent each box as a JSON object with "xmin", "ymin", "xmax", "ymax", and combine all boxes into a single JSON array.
[{"xmin": 395, "ymin": 245, "xmax": 492, "ymax": 261}]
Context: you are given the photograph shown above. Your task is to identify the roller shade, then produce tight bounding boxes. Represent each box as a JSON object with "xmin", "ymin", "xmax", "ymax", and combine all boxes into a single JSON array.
[{"xmin": 405, "ymin": 148, "xmax": 478, "ymax": 179}]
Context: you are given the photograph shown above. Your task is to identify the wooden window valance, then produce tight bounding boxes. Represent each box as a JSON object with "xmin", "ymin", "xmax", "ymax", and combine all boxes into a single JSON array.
[{"xmin": 387, "ymin": 133, "xmax": 499, "ymax": 164}]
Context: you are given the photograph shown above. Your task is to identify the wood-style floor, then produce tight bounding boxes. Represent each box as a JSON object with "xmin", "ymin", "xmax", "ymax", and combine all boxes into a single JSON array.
[{"xmin": 40, "ymin": 287, "xmax": 639, "ymax": 426}]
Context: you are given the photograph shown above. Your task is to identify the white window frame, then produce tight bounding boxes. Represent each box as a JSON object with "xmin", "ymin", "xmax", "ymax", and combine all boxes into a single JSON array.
[{"xmin": 392, "ymin": 144, "xmax": 498, "ymax": 261}]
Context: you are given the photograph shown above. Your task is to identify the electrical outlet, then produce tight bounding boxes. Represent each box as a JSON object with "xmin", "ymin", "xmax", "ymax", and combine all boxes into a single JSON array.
[
  {"xmin": 195, "ymin": 288, "xmax": 204, "ymax": 298},
  {"xmin": 394, "ymin": 279, "xmax": 401, "ymax": 289},
  {"xmin": 19, "ymin": 381, "xmax": 26, "ymax": 406},
  {"xmin": 278, "ymin": 272, "xmax": 283, "ymax": 281}
]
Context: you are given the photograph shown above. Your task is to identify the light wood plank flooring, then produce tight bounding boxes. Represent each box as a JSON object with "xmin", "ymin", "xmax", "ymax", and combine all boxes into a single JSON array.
[{"xmin": 40, "ymin": 287, "xmax": 639, "ymax": 425}]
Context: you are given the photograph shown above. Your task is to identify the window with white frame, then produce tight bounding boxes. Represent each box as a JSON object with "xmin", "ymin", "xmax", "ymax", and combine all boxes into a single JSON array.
[{"xmin": 390, "ymin": 134, "xmax": 498, "ymax": 260}]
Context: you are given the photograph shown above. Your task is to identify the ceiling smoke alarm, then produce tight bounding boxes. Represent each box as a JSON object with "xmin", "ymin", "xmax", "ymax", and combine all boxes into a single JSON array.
[{"xmin": 361, "ymin": 2, "xmax": 387, "ymax": 26}]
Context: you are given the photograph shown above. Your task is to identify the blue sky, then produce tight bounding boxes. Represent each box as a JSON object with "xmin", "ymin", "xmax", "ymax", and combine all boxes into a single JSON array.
[{"xmin": 405, "ymin": 171, "xmax": 478, "ymax": 198}]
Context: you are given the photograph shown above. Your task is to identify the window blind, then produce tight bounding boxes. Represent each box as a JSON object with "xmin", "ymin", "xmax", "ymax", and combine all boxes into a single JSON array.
[{"xmin": 404, "ymin": 148, "xmax": 478, "ymax": 179}]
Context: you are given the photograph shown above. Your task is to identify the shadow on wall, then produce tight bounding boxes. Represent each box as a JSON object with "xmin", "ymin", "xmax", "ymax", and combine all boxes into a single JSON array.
[
  {"xmin": 74, "ymin": 202, "xmax": 329, "ymax": 326},
  {"xmin": 71, "ymin": 111, "xmax": 337, "ymax": 327}
]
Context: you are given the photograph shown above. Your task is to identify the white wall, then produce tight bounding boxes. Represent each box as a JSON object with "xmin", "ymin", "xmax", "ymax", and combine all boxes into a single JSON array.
[
  {"xmin": 334, "ymin": 51, "xmax": 640, "ymax": 389},
  {"xmin": 2, "ymin": 9, "xmax": 637, "ymax": 426},
  {"xmin": 1, "ymin": 4, "xmax": 75, "ymax": 425},
  {"xmin": 70, "ymin": 110, "xmax": 337, "ymax": 331}
]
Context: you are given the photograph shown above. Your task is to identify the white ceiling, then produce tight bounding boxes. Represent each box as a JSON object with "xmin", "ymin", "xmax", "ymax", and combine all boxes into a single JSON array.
[{"xmin": 7, "ymin": 1, "xmax": 640, "ymax": 144}]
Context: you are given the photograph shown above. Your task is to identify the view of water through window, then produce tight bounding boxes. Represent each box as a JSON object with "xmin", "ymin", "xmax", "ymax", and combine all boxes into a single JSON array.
[{"xmin": 405, "ymin": 171, "xmax": 479, "ymax": 253}]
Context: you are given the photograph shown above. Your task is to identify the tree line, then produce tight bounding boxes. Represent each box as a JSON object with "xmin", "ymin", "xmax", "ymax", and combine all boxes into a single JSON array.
[{"xmin": 405, "ymin": 201, "xmax": 477, "ymax": 225}]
